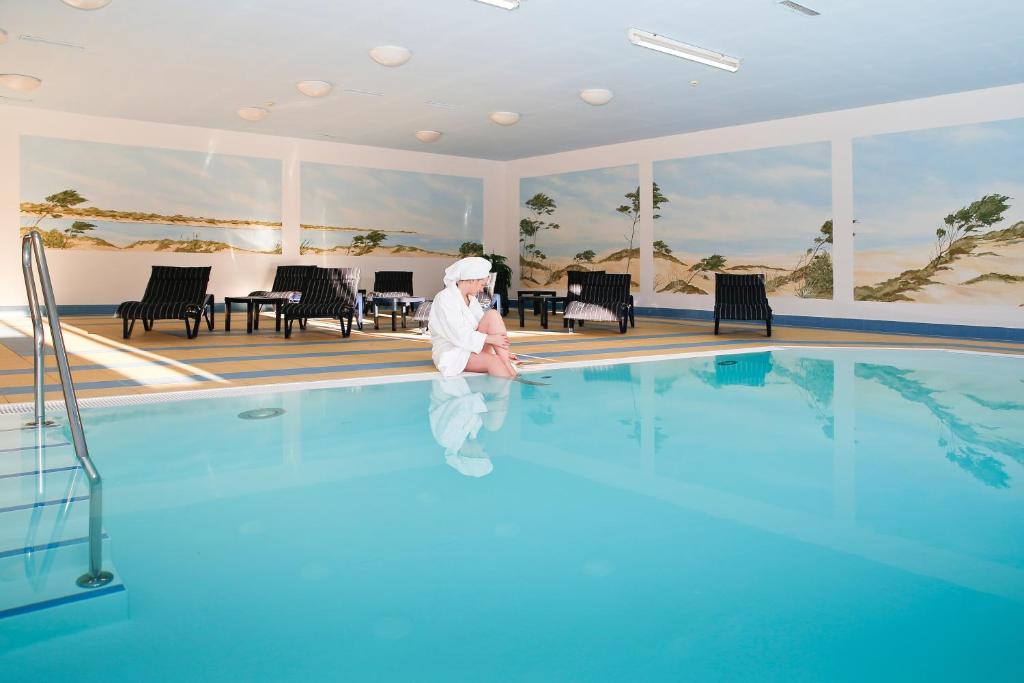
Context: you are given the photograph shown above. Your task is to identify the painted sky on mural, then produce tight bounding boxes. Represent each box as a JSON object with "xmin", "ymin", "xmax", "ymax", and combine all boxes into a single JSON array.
[
  {"xmin": 853, "ymin": 118, "xmax": 1024, "ymax": 251},
  {"xmin": 519, "ymin": 165, "xmax": 639, "ymax": 259},
  {"xmin": 301, "ymin": 163, "xmax": 483, "ymax": 242},
  {"xmin": 654, "ymin": 143, "xmax": 832, "ymax": 257},
  {"xmin": 20, "ymin": 136, "xmax": 282, "ymax": 222}
]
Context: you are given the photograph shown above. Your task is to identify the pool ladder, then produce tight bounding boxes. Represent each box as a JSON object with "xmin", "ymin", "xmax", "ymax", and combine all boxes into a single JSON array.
[{"xmin": 21, "ymin": 230, "xmax": 113, "ymax": 589}]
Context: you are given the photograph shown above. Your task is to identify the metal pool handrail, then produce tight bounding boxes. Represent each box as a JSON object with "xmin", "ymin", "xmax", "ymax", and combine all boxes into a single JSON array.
[{"xmin": 21, "ymin": 230, "xmax": 113, "ymax": 589}]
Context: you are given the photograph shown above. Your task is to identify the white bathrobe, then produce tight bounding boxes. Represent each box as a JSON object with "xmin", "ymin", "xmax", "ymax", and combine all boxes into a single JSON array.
[{"xmin": 428, "ymin": 287, "xmax": 487, "ymax": 377}]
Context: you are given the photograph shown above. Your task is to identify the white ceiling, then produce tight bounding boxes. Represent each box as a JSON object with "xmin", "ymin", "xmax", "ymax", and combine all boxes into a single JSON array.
[{"xmin": 1, "ymin": 0, "xmax": 1022, "ymax": 160}]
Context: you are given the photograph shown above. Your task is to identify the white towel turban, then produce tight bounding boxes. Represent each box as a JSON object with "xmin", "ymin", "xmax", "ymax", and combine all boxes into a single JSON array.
[{"xmin": 443, "ymin": 256, "xmax": 492, "ymax": 288}]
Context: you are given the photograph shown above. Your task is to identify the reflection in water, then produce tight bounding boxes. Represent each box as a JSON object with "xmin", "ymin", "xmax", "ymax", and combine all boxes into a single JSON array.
[
  {"xmin": 772, "ymin": 357, "xmax": 835, "ymax": 439},
  {"xmin": 429, "ymin": 377, "xmax": 511, "ymax": 477},
  {"xmin": 856, "ymin": 363, "xmax": 1023, "ymax": 488}
]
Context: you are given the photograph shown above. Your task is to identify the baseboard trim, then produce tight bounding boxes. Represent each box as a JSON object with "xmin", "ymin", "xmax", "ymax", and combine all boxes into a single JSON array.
[{"xmin": 635, "ymin": 306, "xmax": 1024, "ymax": 343}]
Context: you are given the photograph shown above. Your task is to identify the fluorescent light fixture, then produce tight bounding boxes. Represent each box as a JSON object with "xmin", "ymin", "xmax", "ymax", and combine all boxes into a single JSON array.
[
  {"xmin": 61, "ymin": 0, "xmax": 112, "ymax": 9},
  {"xmin": 489, "ymin": 111, "xmax": 520, "ymax": 126},
  {"xmin": 296, "ymin": 80, "xmax": 332, "ymax": 97},
  {"xmin": 342, "ymin": 88, "xmax": 384, "ymax": 97},
  {"xmin": 0, "ymin": 74, "xmax": 42, "ymax": 92},
  {"xmin": 19, "ymin": 34, "xmax": 86, "ymax": 50},
  {"xmin": 369, "ymin": 45, "xmax": 412, "ymax": 67},
  {"xmin": 473, "ymin": 0, "xmax": 520, "ymax": 9},
  {"xmin": 779, "ymin": 1, "xmax": 820, "ymax": 16},
  {"xmin": 415, "ymin": 130, "xmax": 442, "ymax": 143},
  {"xmin": 579, "ymin": 88, "xmax": 613, "ymax": 106},
  {"xmin": 627, "ymin": 28, "xmax": 740, "ymax": 72},
  {"xmin": 237, "ymin": 106, "xmax": 268, "ymax": 122}
]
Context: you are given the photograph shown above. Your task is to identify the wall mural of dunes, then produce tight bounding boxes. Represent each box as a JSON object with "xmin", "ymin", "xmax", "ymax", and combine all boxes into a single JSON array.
[
  {"xmin": 653, "ymin": 142, "xmax": 833, "ymax": 298},
  {"xmin": 20, "ymin": 136, "xmax": 282, "ymax": 254},
  {"xmin": 853, "ymin": 118, "xmax": 1024, "ymax": 305},
  {"xmin": 300, "ymin": 163, "xmax": 483, "ymax": 258},
  {"xmin": 518, "ymin": 165, "xmax": 640, "ymax": 291}
]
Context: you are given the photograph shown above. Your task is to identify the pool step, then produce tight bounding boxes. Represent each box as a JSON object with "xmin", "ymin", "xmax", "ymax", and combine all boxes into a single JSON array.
[
  {"xmin": 0, "ymin": 423, "xmax": 124, "ymax": 638},
  {"xmin": 0, "ymin": 538, "xmax": 126, "ymax": 650}
]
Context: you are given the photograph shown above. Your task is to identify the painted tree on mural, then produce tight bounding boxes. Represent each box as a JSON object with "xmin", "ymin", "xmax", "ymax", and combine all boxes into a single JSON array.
[
  {"xmin": 934, "ymin": 194, "xmax": 1010, "ymax": 258},
  {"xmin": 573, "ymin": 249, "xmax": 596, "ymax": 263},
  {"xmin": 653, "ymin": 240, "xmax": 672, "ymax": 256},
  {"xmin": 349, "ymin": 229, "xmax": 388, "ymax": 256},
  {"xmin": 616, "ymin": 182, "xmax": 668, "ymax": 274},
  {"xmin": 684, "ymin": 254, "xmax": 728, "ymax": 288},
  {"xmin": 459, "ymin": 241, "xmax": 484, "ymax": 257},
  {"xmin": 520, "ymin": 192, "xmax": 559, "ymax": 282},
  {"xmin": 67, "ymin": 221, "xmax": 96, "ymax": 237}
]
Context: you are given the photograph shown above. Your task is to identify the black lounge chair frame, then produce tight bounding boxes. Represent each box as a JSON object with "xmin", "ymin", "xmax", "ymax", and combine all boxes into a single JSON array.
[
  {"xmin": 564, "ymin": 273, "xmax": 632, "ymax": 334},
  {"xmin": 282, "ymin": 267, "xmax": 356, "ymax": 339},
  {"xmin": 713, "ymin": 273, "xmax": 773, "ymax": 337},
  {"xmin": 116, "ymin": 266, "xmax": 214, "ymax": 340}
]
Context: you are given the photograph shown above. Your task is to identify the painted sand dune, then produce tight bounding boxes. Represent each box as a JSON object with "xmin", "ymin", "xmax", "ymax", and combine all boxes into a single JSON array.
[
  {"xmin": 655, "ymin": 253, "xmax": 819, "ymax": 297},
  {"xmin": 520, "ymin": 247, "xmax": 640, "ymax": 292},
  {"xmin": 18, "ymin": 226, "xmax": 281, "ymax": 254},
  {"xmin": 856, "ymin": 221, "xmax": 1024, "ymax": 306}
]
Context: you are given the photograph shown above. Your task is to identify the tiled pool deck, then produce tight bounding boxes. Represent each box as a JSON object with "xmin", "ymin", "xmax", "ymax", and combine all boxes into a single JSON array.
[{"xmin": 1, "ymin": 312, "xmax": 1022, "ymax": 406}]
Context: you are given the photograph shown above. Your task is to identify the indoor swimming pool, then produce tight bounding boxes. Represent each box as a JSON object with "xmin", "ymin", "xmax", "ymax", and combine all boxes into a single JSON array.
[{"xmin": 1, "ymin": 348, "xmax": 1022, "ymax": 681}]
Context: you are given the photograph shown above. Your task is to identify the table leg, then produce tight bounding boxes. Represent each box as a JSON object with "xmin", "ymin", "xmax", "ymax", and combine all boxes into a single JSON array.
[
  {"xmin": 519, "ymin": 299, "xmax": 526, "ymax": 328},
  {"xmin": 275, "ymin": 302, "xmax": 282, "ymax": 332},
  {"xmin": 391, "ymin": 304, "xmax": 398, "ymax": 332},
  {"xmin": 374, "ymin": 303, "xmax": 380, "ymax": 330},
  {"xmin": 253, "ymin": 303, "xmax": 260, "ymax": 330},
  {"xmin": 541, "ymin": 299, "xmax": 549, "ymax": 329},
  {"xmin": 225, "ymin": 300, "xmax": 232, "ymax": 332},
  {"xmin": 246, "ymin": 301, "xmax": 254, "ymax": 334}
]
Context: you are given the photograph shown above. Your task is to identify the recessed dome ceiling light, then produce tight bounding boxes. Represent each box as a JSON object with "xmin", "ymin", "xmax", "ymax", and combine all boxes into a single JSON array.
[
  {"xmin": 0, "ymin": 74, "xmax": 42, "ymax": 92},
  {"xmin": 61, "ymin": 0, "xmax": 113, "ymax": 9},
  {"xmin": 489, "ymin": 111, "xmax": 520, "ymax": 126},
  {"xmin": 237, "ymin": 106, "xmax": 268, "ymax": 122},
  {"xmin": 296, "ymin": 80, "xmax": 332, "ymax": 97},
  {"xmin": 690, "ymin": 80, "xmax": 699, "ymax": 87},
  {"xmin": 579, "ymin": 88, "xmax": 613, "ymax": 106},
  {"xmin": 415, "ymin": 130, "xmax": 442, "ymax": 143},
  {"xmin": 369, "ymin": 45, "xmax": 412, "ymax": 67}
]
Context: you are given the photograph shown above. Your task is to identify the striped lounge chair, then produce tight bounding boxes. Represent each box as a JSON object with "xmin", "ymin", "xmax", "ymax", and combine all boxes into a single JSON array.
[
  {"xmin": 563, "ymin": 273, "xmax": 632, "ymax": 333},
  {"xmin": 248, "ymin": 264, "xmax": 316, "ymax": 330},
  {"xmin": 562, "ymin": 269, "xmax": 604, "ymax": 328},
  {"xmin": 115, "ymin": 265, "xmax": 214, "ymax": 340},
  {"xmin": 368, "ymin": 271, "xmax": 414, "ymax": 330},
  {"xmin": 281, "ymin": 267, "xmax": 358, "ymax": 339},
  {"xmin": 714, "ymin": 273, "xmax": 773, "ymax": 337}
]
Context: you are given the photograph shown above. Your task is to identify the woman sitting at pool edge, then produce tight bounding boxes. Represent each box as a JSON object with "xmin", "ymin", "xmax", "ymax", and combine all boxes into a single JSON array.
[{"xmin": 429, "ymin": 257, "xmax": 517, "ymax": 378}]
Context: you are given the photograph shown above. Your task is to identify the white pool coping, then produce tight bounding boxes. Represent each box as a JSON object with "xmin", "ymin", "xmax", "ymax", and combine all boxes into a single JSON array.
[{"xmin": 1, "ymin": 343, "xmax": 1022, "ymax": 414}]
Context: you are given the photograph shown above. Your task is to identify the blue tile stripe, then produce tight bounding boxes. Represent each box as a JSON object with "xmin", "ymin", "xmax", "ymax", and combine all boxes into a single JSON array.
[
  {"xmin": 0, "ymin": 331, "xmax": 702, "ymax": 376},
  {"xmin": 0, "ymin": 583, "xmax": 125, "ymax": 620},
  {"xmin": 0, "ymin": 495, "xmax": 89, "ymax": 514},
  {"xmin": 636, "ymin": 307, "xmax": 1024, "ymax": 342},
  {"xmin": 0, "ymin": 465, "xmax": 81, "ymax": 481},
  {"xmin": 0, "ymin": 533, "xmax": 98, "ymax": 560},
  {"xmin": 0, "ymin": 442, "xmax": 71, "ymax": 454}
]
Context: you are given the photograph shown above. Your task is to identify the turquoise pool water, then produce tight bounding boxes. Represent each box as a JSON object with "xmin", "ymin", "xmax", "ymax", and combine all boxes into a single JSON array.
[{"xmin": 1, "ymin": 349, "xmax": 1023, "ymax": 681}]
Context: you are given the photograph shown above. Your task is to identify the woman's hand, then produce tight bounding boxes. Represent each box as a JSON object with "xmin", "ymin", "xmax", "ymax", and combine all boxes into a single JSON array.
[{"xmin": 486, "ymin": 333, "xmax": 510, "ymax": 350}]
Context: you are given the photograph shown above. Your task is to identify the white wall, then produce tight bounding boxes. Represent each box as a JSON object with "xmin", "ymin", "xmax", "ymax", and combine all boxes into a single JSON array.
[
  {"xmin": 506, "ymin": 83, "xmax": 1024, "ymax": 330},
  {"xmin": 0, "ymin": 107, "xmax": 511, "ymax": 308}
]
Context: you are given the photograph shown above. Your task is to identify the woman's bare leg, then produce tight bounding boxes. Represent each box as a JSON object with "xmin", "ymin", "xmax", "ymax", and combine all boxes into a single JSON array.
[
  {"xmin": 475, "ymin": 310, "xmax": 517, "ymax": 373},
  {"xmin": 465, "ymin": 349, "xmax": 516, "ymax": 378}
]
